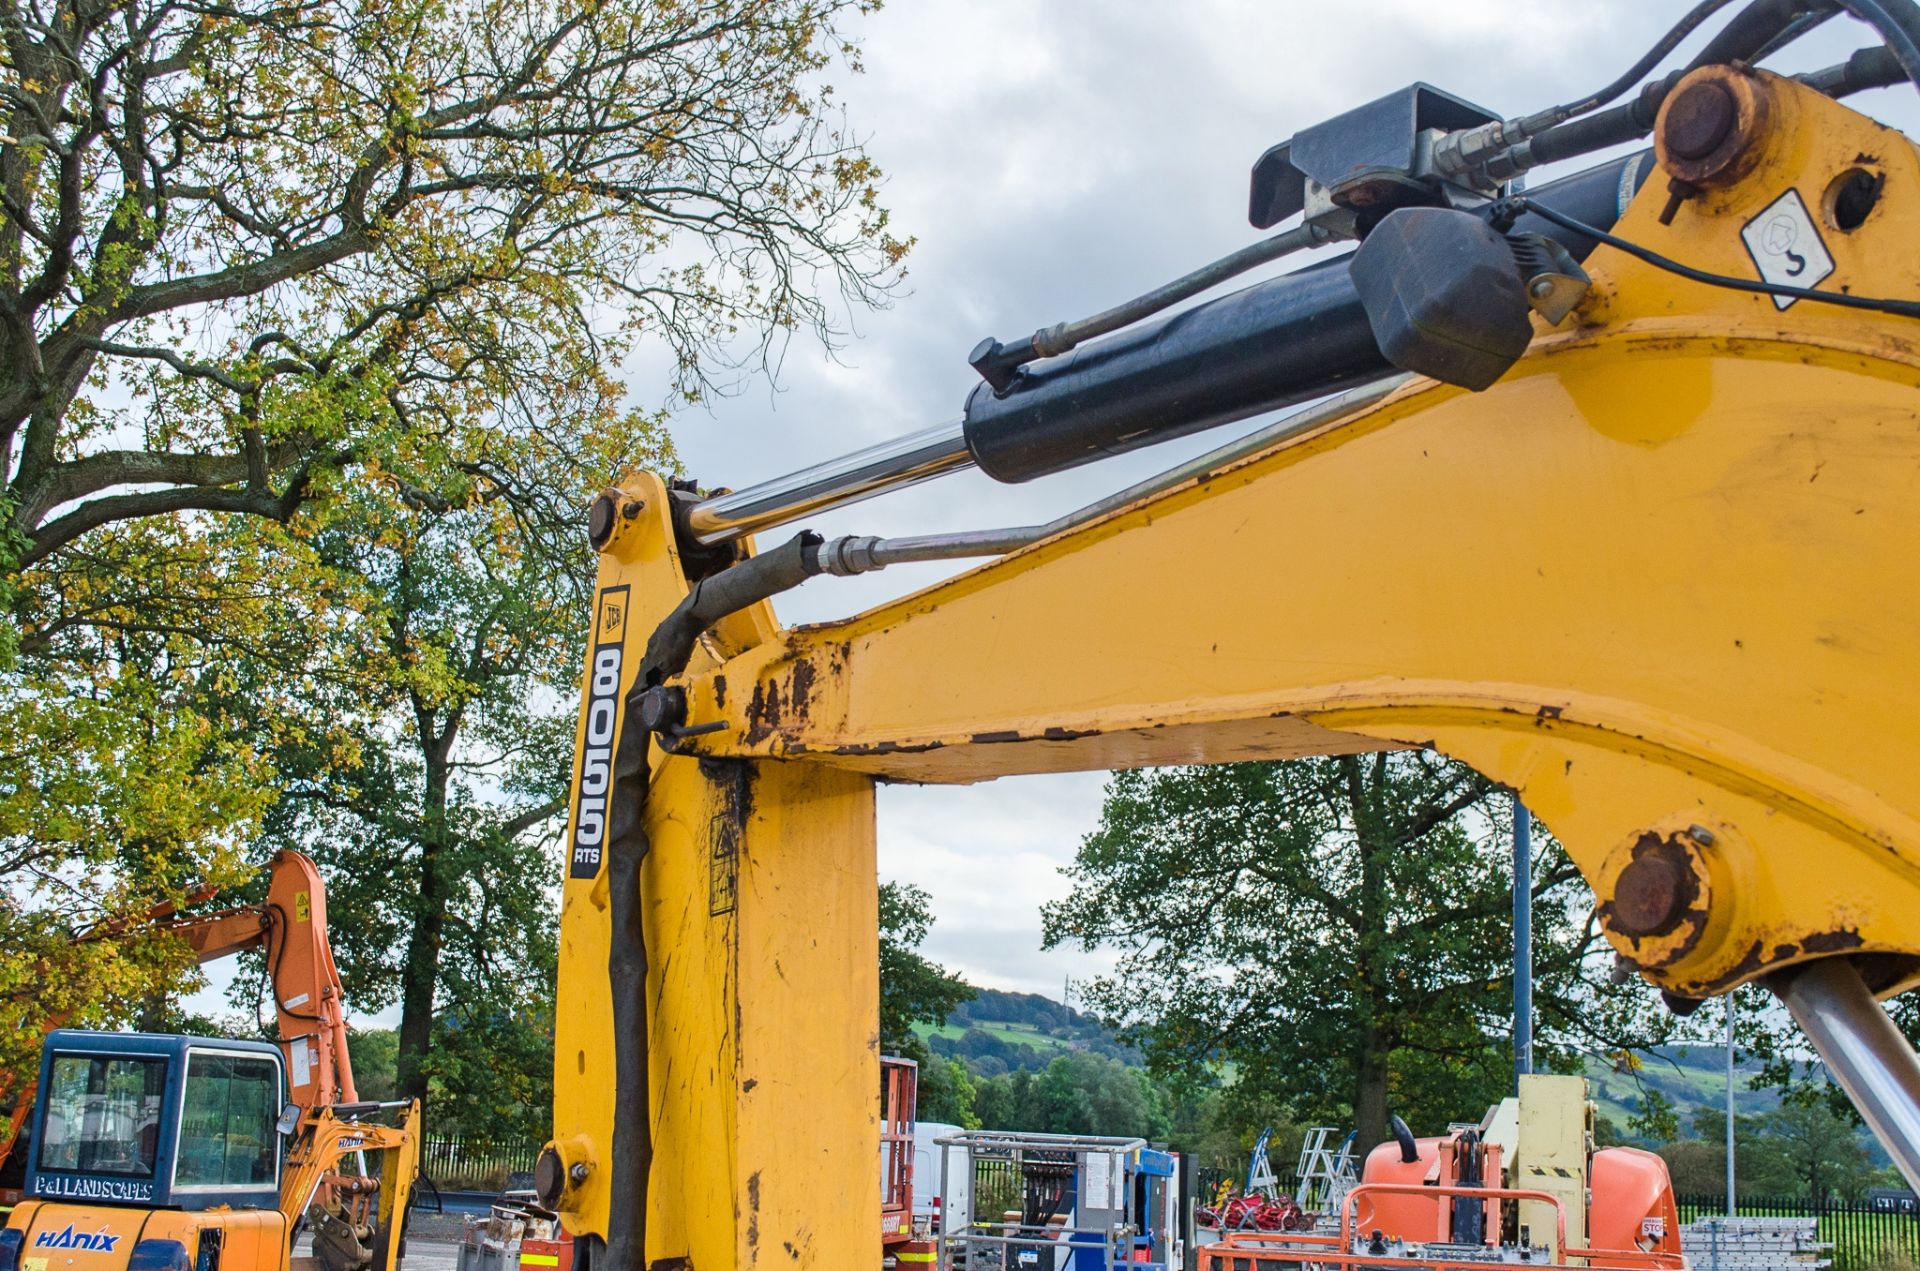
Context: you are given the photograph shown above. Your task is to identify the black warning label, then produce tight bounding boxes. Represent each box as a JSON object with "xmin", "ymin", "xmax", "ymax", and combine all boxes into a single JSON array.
[{"xmin": 569, "ymin": 585, "xmax": 630, "ymax": 880}]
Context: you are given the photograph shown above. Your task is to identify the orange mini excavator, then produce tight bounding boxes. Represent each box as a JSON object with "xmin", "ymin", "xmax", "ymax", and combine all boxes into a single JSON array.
[{"xmin": 0, "ymin": 851, "xmax": 420, "ymax": 1271}]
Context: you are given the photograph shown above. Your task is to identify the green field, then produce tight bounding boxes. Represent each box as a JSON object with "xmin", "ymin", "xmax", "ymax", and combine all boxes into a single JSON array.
[
  {"xmin": 913, "ymin": 1019, "xmax": 1078, "ymax": 1054},
  {"xmin": 1584, "ymin": 1046, "xmax": 1777, "ymax": 1131}
]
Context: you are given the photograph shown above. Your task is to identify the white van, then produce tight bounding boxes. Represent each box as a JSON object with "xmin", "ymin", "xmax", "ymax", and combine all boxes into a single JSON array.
[{"xmin": 912, "ymin": 1121, "xmax": 971, "ymax": 1238}]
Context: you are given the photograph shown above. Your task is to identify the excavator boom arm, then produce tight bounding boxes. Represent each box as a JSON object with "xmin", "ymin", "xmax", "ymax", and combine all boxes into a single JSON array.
[{"xmin": 543, "ymin": 51, "xmax": 1920, "ymax": 1271}]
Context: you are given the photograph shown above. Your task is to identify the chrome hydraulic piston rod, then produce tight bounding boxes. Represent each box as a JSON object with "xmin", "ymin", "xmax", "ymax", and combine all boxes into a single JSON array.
[
  {"xmin": 682, "ymin": 418, "xmax": 970, "ymax": 546},
  {"xmin": 1768, "ymin": 959, "xmax": 1920, "ymax": 1193},
  {"xmin": 680, "ymin": 152, "xmax": 1649, "ymax": 549}
]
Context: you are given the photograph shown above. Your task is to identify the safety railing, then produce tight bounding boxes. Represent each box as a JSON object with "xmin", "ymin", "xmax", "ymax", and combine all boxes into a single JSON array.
[{"xmin": 1198, "ymin": 1182, "xmax": 1687, "ymax": 1271}]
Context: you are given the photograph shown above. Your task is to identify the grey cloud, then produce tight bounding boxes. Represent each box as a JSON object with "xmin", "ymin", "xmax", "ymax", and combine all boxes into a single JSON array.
[{"xmin": 654, "ymin": 3, "xmax": 1920, "ymax": 999}]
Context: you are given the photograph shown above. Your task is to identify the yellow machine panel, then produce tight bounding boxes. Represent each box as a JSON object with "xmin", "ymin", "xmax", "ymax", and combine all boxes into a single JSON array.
[
  {"xmin": 546, "ymin": 57, "xmax": 1920, "ymax": 1271},
  {"xmin": 1513, "ymin": 1075, "xmax": 1594, "ymax": 1258}
]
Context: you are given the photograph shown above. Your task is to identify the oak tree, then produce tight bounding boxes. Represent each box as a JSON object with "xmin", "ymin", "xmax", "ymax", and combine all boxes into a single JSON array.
[
  {"xmin": 2, "ymin": 0, "xmax": 906, "ymax": 569},
  {"xmin": 1, "ymin": 0, "xmax": 906, "ymax": 1118},
  {"xmin": 1043, "ymin": 754, "xmax": 1672, "ymax": 1153}
]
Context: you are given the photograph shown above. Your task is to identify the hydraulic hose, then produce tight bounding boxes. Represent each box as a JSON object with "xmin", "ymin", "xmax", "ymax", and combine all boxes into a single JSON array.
[
  {"xmin": 1832, "ymin": 0, "xmax": 1920, "ymax": 89},
  {"xmin": 959, "ymin": 153, "xmax": 1650, "ymax": 484}
]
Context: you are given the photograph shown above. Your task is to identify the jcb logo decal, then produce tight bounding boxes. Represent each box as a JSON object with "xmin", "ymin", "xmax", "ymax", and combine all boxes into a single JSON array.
[{"xmin": 571, "ymin": 586, "xmax": 630, "ymax": 881}]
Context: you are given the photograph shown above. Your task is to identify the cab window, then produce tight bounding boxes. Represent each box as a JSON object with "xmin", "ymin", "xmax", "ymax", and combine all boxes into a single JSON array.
[
  {"xmin": 175, "ymin": 1052, "xmax": 279, "ymax": 1189},
  {"xmin": 38, "ymin": 1054, "xmax": 168, "ymax": 1178}
]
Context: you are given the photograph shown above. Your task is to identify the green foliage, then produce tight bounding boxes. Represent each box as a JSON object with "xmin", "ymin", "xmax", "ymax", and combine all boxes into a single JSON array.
[
  {"xmin": 0, "ymin": 660, "xmax": 271, "ymax": 1119},
  {"xmin": 2, "ymin": 0, "xmax": 907, "ymax": 1137},
  {"xmin": 892, "ymin": 1039, "xmax": 979, "ymax": 1130},
  {"xmin": 973, "ymin": 1053, "xmax": 1172, "ymax": 1142},
  {"xmin": 1042, "ymin": 755, "xmax": 1673, "ymax": 1152},
  {"xmin": 349, "ymin": 1029, "xmax": 400, "ymax": 1103},
  {"xmin": 1744, "ymin": 993, "xmax": 1920, "ymax": 1128},
  {"xmin": 4, "ymin": 0, "xmax": 911, "ymax": 567},
  {"xmin": 1664, "ymin": 1100, "xmax": 1877, "ymax": 1201},
  {"xmin": 879, "ymin": 881, "xmax": 975, "ymax": 1051},
  {"xmin": 1630, "ymin": 1086, "xmax": 1682, "ymax": 1143}
]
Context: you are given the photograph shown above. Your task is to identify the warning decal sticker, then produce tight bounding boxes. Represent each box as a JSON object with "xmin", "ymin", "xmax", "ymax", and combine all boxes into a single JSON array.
[{"xmin": 1740, "ymin": 188, "xmax": 1835, "ymax": 309}]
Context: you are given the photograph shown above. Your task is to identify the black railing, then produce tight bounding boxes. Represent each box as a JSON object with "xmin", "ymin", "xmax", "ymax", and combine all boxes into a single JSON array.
[
  {"xmin": 1676, "ymin": 1193, "xmax": 1920, "ymax": 1271},
  {"xmin": 420, "ymin": 1137, "xmax": 542, "ymax": 1191}
]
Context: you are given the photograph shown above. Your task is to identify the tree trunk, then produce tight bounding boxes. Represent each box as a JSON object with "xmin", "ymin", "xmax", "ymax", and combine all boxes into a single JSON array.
[
  {"xmin": 1354, "ymin": 1043, "xmax": 1392, "ymax": 1158},
  {"xmin": 395, "ymin": 724, "xmax": 454, "ymax": 1103},
  {"xmin": 1343, "ymin": 754, "xmax": 1403, "ymax": 1158}
]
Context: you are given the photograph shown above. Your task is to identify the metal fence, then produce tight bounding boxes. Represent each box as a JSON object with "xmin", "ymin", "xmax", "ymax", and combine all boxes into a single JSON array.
[
  {"xmin": 420, "ymin": 1137, "xmax": 542, "ymax": 1191},
  {"xmin": 1676, "ymin": 1194, "xmax": 1920, "ymax": 1271}
]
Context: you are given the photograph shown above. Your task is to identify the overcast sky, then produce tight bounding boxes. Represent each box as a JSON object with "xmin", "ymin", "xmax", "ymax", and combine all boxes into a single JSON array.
[
  {"xmin": 181, "ymin": 3, "xmax": 1920, "ymax": 1027},
  {"xmin": 629, "ymin": 2, "xmax": 1920, "ymax": 1001}
]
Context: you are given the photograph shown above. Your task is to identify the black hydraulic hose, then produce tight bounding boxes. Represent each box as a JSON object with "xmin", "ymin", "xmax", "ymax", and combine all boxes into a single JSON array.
[
  {"xmin": 596, "ymin": 530, "xmax": 832, "ymax": 1271},
  {"xmin": 1545, "ymin": 0, "xmax": 1740, "ymax": 120},
  {"xmin": 1526, "ymin": 30, "xmax": 1909, "ymax": 170},
  {"xmin": 639, "ymin": 532, "xmax": 826, "ymax": 686},
  {"xmin": 1831, "ymin": 0, "xmax": 1920, "ymax": 89},
  {"xmin": 1525, "ymin": 79, "xmax": 1682, "ymax": 167},
  {"xmin": 1800, "ymin": 42, "xmax": 1909, "ymax": 92},
  {"xmin": 600, "ymin": 696, "xmax": 651, "ymax": 1271},
  {"xmin": 1687, "ymin": 0, "xmax": 1836, "ymax": 72},
  {"xmin": 1532, "ymin": 0, "xmax": 1831, "ymax": 165},
  {"xmin": 1751, "ymin": 6, "xmax": 1843, "ymax": 60}
]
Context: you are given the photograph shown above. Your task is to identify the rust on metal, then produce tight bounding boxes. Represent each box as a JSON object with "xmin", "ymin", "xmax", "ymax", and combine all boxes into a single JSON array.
[
  {"xmin": 1597, "ymin": 830, "xmax": 1708, "ymax": 966},
  {"xmin": 827, "ymin": 739, "xmax": 947, "ymax": 757},
  {"xmin": 1655, "ymin": 66, "xmax": 1772, "ymax": 190},
  {"xmin": 743, "ymin": 679, "xmax": 784, "ymax": 745},
  {"xmin": 789, "ymin": 657, "xmax": 817, "ymax": 718},
  {"xmin": 970, "ymin": 729, "xmax": 1023, "ymax": 744},
  {"xmin": 1664, "ymin": 82, "xmax": 1737, "ymax": 162}
]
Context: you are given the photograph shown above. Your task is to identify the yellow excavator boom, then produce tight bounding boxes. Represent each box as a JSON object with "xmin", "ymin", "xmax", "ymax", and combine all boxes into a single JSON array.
[{"xmin": 541, "ymin": 50, "xmax": 1920, "ymax": 1271}]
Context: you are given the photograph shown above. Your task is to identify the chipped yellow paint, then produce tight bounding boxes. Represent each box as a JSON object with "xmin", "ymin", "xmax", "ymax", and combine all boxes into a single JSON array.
[
  {"xmin": 658, "ymin": 72, "xmax": 1920, "ymax": 1001},
  {"xmin": 553, "ymin": 72, "xmax": 1920, "ymax": 1269},
  {"xmin": 552, "ymin": 475, "xmax": 880, "ymax": 1265}
]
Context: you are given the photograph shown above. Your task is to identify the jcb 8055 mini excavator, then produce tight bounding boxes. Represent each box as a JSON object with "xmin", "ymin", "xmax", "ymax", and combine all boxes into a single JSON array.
[
  {"xmin": 1, "ymin": 852, "xmax": 420, "ymax": 1271},
  {"xmin": 533, "ymin": 2, "xmax": 1920, "ymax": 1268}
]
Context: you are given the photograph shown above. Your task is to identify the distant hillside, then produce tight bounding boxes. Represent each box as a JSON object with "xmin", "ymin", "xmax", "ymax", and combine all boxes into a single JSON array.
[
  {"xmin": 912, "ymin": 988, "xmax": 1141, "ymax": 1075},
  {"xmin": 915, "ymin": 992, "xmax": 1780, "ymax": 1141},
  {"xmin": 1584, "ymin": 1044, "xmax": 1779, "ymax": 1133}
]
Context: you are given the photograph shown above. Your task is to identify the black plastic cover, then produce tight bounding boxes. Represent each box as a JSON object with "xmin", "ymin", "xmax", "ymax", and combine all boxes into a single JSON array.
[
  {"xmin": 1249, "ymin": 83, "xmax": 1500, "ymax": 229},
  {"xmin": 1348, "ymin": 207, "xmax": 1533, "ymax": 391}
]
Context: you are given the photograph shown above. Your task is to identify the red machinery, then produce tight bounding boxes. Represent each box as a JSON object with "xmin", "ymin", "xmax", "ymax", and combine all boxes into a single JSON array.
[
  {"xmin": 1199, "ymin": 1076, "xmax": 1682, "ymax": 1271},
  {"xmin": 879, "ymin": 1056, "xmax": 935, "ymax": 1266}
]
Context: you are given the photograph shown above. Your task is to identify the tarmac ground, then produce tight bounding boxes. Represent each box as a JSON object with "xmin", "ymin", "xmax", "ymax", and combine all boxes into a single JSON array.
[{"xmin": 399, "ymin": 1238, "xmax": 461, "ymax": 1271}]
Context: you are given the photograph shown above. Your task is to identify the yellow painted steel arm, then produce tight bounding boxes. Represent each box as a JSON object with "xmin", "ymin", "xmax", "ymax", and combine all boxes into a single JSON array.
[
  {"xmin": 550, "ymin": 71, "xmax": 1920, "ymax": 1270},
  {"xmin": 282, "ymin": 1102, "xmax": 421, "ymax": 1271},
  {"xmin": 656, "ymin": 72, "xmax": 1920, "ymax": 1006}
]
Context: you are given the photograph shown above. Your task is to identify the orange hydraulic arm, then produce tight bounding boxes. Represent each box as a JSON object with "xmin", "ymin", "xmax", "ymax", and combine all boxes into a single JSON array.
[
  {"xmin": 2, "ymin": 849, "xmax": 357, "ymax": 1165},
  {"xmin": 90, "ymin": 847, "xmax": 359, "ymax": 1114}
]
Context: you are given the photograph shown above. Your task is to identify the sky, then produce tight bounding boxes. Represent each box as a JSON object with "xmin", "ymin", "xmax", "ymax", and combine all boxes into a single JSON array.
[
  {"xmin": 175, "ymin": 2, "xmax": 1920, "ymax": 1025},
  {"xmin": 620, "ymin": 2, "xmax": 1920, "ymax": 1001}
]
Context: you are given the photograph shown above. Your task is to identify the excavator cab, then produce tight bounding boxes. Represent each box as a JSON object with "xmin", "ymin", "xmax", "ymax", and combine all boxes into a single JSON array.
[
  {"xmin": 1, "ymin": 853, "xmax": 420, "ymax": 1271},
  {"xmin": 24, "ymin": 1031, "xmax": 286, "ymax": 1211},
  {"xmin": 2, "ymin": 1031, "xmax": 294, "ymax": 1271}
]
